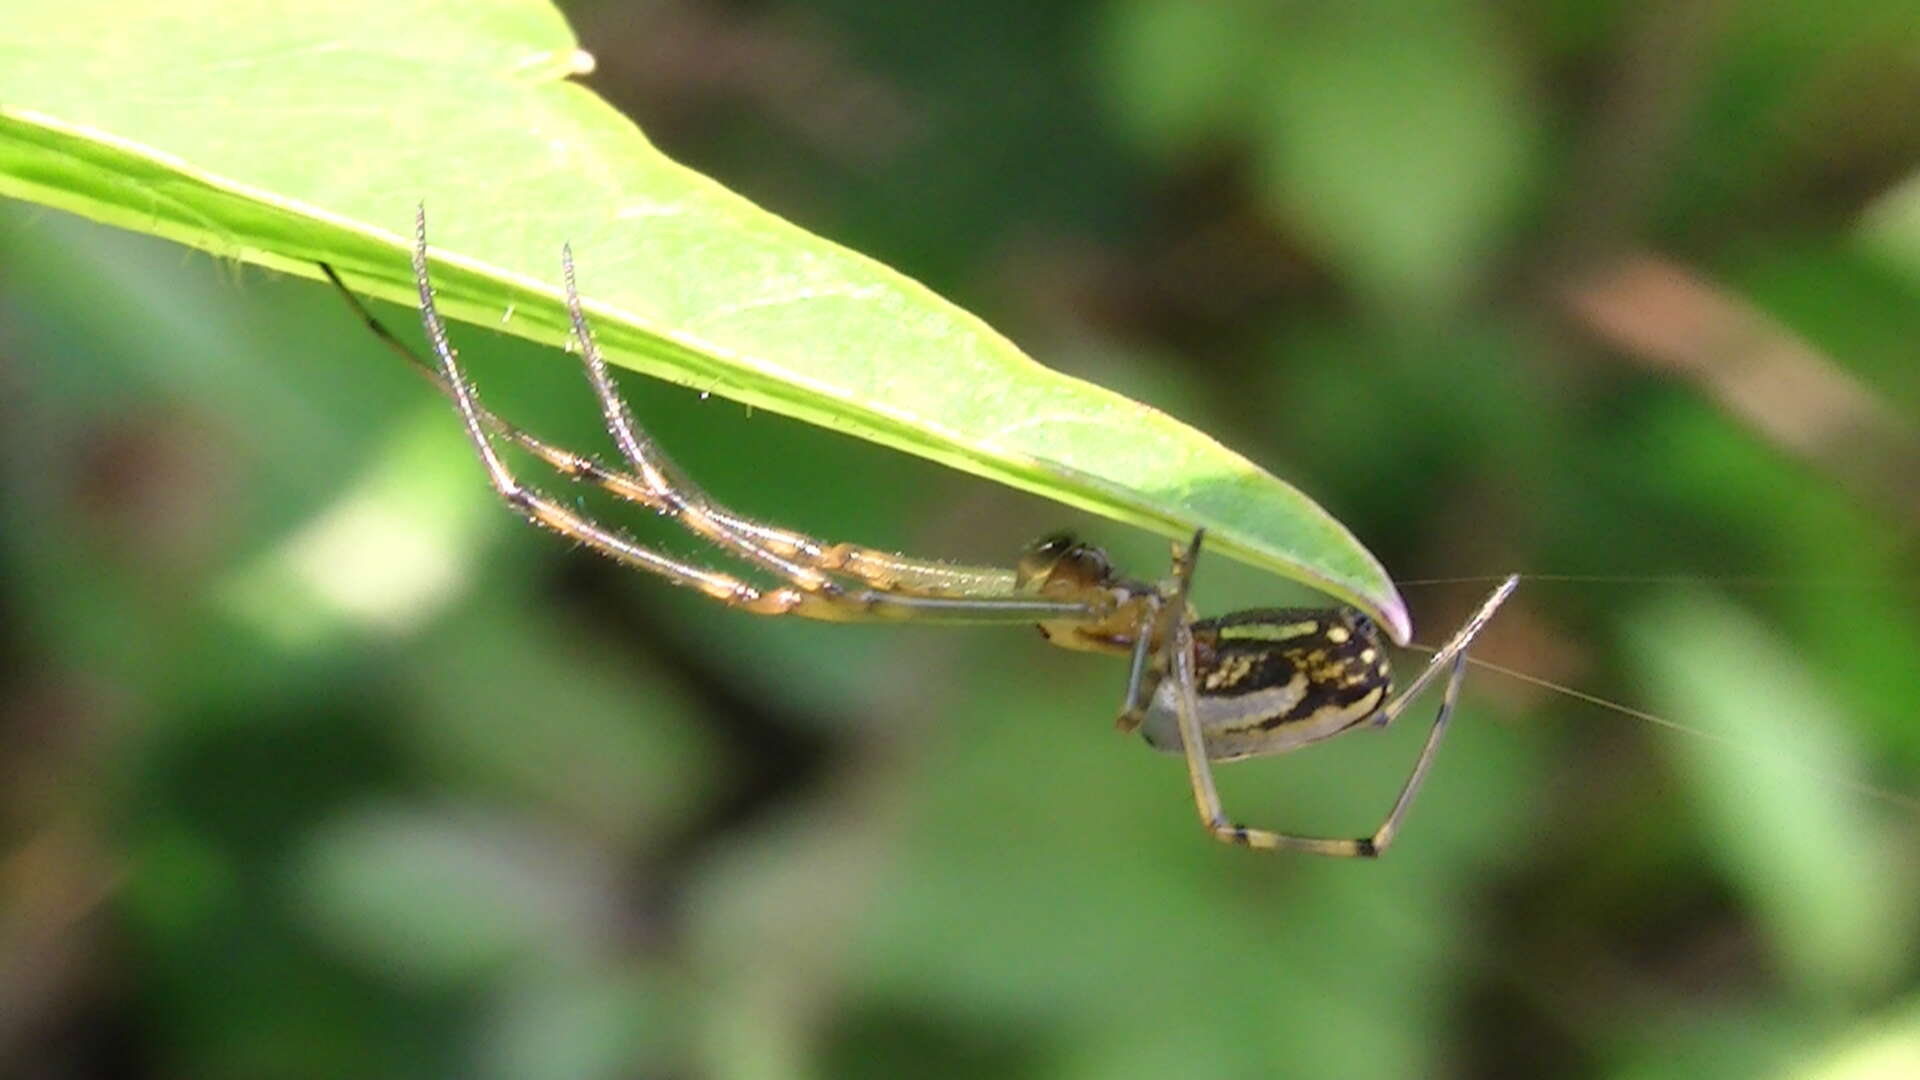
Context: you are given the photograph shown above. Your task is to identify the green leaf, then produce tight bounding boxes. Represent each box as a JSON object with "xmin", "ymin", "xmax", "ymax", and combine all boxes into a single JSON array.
[
  {"xmin": 1624, "ymin": 593, "xmax": 1907, "ymax": 999},
  {"xmin": 0, "ymin": 0, "xmax": 1407, "ymax": 640},
  {"xmin": 1862, "ymin": 171, "xmax": 1920, "ymax": 289},
  {"xmin": 1249, "ymin": 0, "xmax": 1534, "ymax": 312}
]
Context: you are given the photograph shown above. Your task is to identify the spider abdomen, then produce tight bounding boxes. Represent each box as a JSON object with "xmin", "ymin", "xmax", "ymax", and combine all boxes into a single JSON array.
[{"xmin": 1139, "ymin": 608, "xmax": 1393, "ymax": 762}]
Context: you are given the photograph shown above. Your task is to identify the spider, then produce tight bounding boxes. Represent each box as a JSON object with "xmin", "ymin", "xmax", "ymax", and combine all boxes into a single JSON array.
[{"xmin": 322, "ymin": 207, "xmax": 1517, "ymax": 857}]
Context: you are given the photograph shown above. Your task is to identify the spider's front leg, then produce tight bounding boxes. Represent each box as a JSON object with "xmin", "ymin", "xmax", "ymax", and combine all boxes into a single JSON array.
[
  {"xmin": 398, "ymin": 207, "xmax": 1110, "ymax": 627},
  {"xmin": 1113, "ymin": 532, "xmax": 1208, "ymax": 734}
]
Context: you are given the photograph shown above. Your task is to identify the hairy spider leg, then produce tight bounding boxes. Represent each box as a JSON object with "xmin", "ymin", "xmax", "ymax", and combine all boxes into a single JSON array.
[
  {"xmin": 552, "ymin": 243, "xmax": 1093, "ymax": 608},
  {"xmin": 560, "ymin": 240, "xmax": 920, "ymax": 602},
  {"xmin": 323, "ymin": 264, "xmax": 1019, "ymax": 600},
  {"xmin": 400, "ymin": 207, "xmax": 1101, "ymax": 624}
]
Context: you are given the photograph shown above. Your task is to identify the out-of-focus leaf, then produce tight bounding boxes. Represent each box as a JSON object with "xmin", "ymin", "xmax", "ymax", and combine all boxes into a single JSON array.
[
  {"xmin": 0, "ymin": 0, "xmax": 1408, "ymax": 637},
  {"xmin": 1095, "ymin": 0, "xmax": 1264, "ymax": 153},
  {"xmin": 1248, "ymin": 1, "xmax": 1534, "ymax": 311},
  {"xmin": 1792, "ymin": 997, "xmax": 1920, "ymax": 1080},
  {"xmin": 295, "ymin": 807, "xmax": 617, "ymax": 986},
  {"xmin": 481, "ymin": 970, "xmax": 686, "ymax": 1080},
  {"xmin": 1625, "ymin": 593, "xmax": 1908, "ymax": 998},
  {"xmin": 1863, "ymin": 173, "xmax": 1920, "ymax": 289}
]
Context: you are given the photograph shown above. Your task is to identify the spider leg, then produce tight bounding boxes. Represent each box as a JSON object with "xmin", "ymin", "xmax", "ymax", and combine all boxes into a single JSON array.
[
  {"xmin": 1113, "ymin": 621, "xmax": 1159, "ymax": 734},
  {"xmin": 1371, "ymin": 574, "xmax": 1519, "ymax": 727},
  {"xmin": 403, "ymin": 208, "xmax": 1093, "ymax": 625},
  {"xmin": 1167, "ymin": 558, "xmax": 1514, "ymax": 856},
  {"xmin": 1112, "ymin": 534, "xmax": 1195, "ymax": 733},
  {"xmin": 553, "ymin": 244, "xmax": 1080, "ymax": 609},
  {"xmin": 1169, "ymin": 634, "xmax": 1458, "ymax": 857},
  {"xmin": 556, "ymin": 242, "xmax": 837, "ymax": 591},
  {"xmin": 323, "ymin": 262, "xmax": 1029, "ymax": 602}
]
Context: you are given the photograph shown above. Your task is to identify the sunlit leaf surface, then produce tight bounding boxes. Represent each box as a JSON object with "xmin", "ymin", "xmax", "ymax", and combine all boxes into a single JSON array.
[{"xmin": 0, "ymin": 0, "xmax": 1407, "ymax": 637}]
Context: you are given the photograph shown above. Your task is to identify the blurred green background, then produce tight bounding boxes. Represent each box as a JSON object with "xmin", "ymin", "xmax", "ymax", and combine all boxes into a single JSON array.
[{"xmin": 5, "ymin": 1, "xmax": 1920, "ymax": 1077}]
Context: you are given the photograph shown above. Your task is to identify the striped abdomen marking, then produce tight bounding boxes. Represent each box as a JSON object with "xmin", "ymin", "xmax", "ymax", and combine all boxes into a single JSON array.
[{"xmin": 1139, "ymin": 607, "xmax": 1393, "ymax": 762}]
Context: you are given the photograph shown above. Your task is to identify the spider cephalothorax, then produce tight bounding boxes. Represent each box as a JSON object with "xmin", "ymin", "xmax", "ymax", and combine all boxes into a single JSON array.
[{"xmin": 1017, "ymin": 532, "xmax": 1161, "ymax": 655}]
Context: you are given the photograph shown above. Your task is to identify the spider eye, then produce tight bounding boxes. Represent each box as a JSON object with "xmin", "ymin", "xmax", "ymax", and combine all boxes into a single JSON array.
[
  {"xmin": 1069, "ymin": 546, "xmax": 1111, "ymax": 579},
  {"xmin": 1018, "ymin": 532, "xmax": 1082, "ymax": 587},
  {"xmin": 1017, "ymin": 532, "xmax": 1117, "ymax": 591},
  {"xmin": 1027, "ymin": 532, "xmax": 1076, "ymax": 558}
]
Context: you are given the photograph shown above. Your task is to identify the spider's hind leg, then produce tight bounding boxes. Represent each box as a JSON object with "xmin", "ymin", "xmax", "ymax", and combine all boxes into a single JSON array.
[{"xmin": 1162, "ymin": 563, "xmax": 1515, "ymax": 857}]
